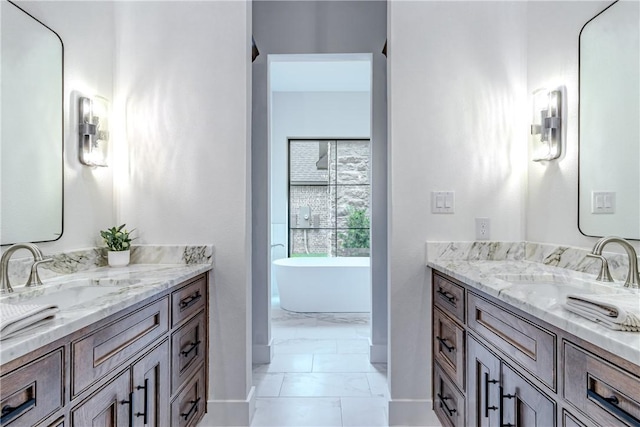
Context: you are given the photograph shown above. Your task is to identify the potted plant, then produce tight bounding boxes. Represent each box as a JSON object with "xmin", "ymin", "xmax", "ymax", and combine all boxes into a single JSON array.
[{"xmin": 100, "ymin": 224, "xmax": 135, "ymax": 267}]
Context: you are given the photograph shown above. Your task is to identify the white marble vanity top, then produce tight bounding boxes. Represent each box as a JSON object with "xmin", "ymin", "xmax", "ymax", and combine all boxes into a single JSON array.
[
  {"xmin": 426, "ymin": 241, "xmax": 640, "ymax": 366},
  {"xmin": 0, "ymin": 245, "xmax": 213, "ymax": 365}
]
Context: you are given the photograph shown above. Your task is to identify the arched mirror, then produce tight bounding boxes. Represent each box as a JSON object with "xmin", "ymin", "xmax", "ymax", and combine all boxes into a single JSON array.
[
  {"xmin": 578, "ymin": 0, "xmax": 640, "ymax": 240},
  {"xmin": 1, "ymin": 0, "xmax": 64, "ymax": 244}
]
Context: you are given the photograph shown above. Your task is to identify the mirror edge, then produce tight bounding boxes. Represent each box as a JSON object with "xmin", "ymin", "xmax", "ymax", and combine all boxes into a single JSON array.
[
  {"xmin": 1, "ymin": 0, "xmax": 65, "ymax": 246},
  {"xmin": 576, "ymin": 0, "xmax": 639, "ymax": 241}
]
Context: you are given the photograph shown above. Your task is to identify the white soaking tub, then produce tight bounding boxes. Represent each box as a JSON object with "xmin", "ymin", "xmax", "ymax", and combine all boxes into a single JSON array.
[{"xmin": 273, "ymin": 257, "xmax": 371, "ymax": 312}]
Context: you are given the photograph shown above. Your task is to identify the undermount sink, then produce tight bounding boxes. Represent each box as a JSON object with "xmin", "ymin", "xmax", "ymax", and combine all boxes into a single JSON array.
[
  {"xmin": 0, "ymin": 279, "xmax": 125, "ymax": 310},
  {"xmin": 493, "ymin": 273, "xmax": 635, "ymax": 305},
  {"xmin": 19, "ymin": 286, "xmax": 120, "ymax": 310}
]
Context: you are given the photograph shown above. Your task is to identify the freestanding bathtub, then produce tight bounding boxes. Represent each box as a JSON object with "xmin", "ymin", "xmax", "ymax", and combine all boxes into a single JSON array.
[{"xmin": 273, "ymin": 257, "xmax": 370, "ymax": 312}]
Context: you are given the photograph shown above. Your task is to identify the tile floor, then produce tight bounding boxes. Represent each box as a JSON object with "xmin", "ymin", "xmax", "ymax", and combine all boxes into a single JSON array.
[{"xmin": 200, "ymin": 307, "xmax": 389, "ymax": 426}]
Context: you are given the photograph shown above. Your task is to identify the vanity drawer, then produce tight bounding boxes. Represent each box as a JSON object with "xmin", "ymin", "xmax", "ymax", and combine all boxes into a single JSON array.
[
  {"xmin": 0, "ymin": 348, "xmax": 63, "ymax": 426},
  {"xmin": 467, "ymin": 292, "xmax": 556, "ymax": 390},
  {"xmin": 172, "ymin": 275, "xmax": 206, "ymax": 327},
  {"xmin": 433, "ymin": 307, "xmax": 465, "ymax": 391},
  {"xmin": 564, "ymin": 341, "xmax": 640, "ymax": 427},
  {"xmin": 71, "ymin": 297, "xmax": 169, "ymax": 397},
  {"xmin": 171, "ymin": 368, "xmax": 206, "ymax": 427},
  {"xmin": 433, "ymin": 362, "xmax": 465, "ymax": 427},
  {"xmin": 172, "ymin": 310, "xmax": 206, "ymax": 394},
  {"xmin": 433, "ymin": 273, "xmax": 465, "ymax": 324}
]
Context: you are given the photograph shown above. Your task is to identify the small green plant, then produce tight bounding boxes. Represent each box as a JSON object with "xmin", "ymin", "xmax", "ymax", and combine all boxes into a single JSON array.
[
  {"xmin": 100, "ymin": 224, "xmax": 135, "ymax": 252},
  {"xmin": 340, "ymin": 207, "xmax": 370, "ymax": 251}
]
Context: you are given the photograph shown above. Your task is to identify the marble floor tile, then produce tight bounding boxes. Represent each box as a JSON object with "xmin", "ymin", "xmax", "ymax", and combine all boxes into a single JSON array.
[
  {"xmin": 280, "ymin": 372, "xmax": 372, "ymax": 397},
  {"xmin": 250, "ymin": 397, "xmax": 342, "ymax": 426},
  {"xmin": 296, "ymin": 325, "xmax": 361, "ymax": 339},
  {"xmin": 271, "ymin": 326, "xmax": 298, "ymax": 340},
  {"xmin": 254, "ymin": 373, "xmax": 285, "ymax": 397},
  {"xmin": 366, "ymin": 370, "xmax": 389, "ymax": 398},
  {"xmin": 354, "ymin": 326, "xmax": 371, "ymax": 338},
  {"xmin": 253, "ymin": 354, "xmax": 314, "ymax": 373},
  {"xmin": 337, "ymin": 338, "xmax": 370, "ymax": 354},
  {"xmin": 315, "ymin": 313, "xmax": 370, "ymax": 326},
  {"xmin": 312, "ymin": 354, "xmax": 378, "ymax": 373},
  {"xmin": 273, "ymin": 338, "xmax": 337, "ymax": 354},
  {"xmin": 340, "ymin": 397, "xmax": 389, "ymax": 427}
]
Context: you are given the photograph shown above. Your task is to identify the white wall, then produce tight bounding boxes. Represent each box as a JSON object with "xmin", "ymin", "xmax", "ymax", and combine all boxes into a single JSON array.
[
  {"xmin": 388, "ymin": 1, "xmax": 527, "ymax": 424},
  {"xmin": 113, "ymin": 2, "xmax": 253, "ymax": 425},
  {"xmin": 526, "ymin": 0, "xmax": 640, "ymax": 252},
  {"xmin": 4, "ymin": 1, "xmax": 115, "ymax": 255}
]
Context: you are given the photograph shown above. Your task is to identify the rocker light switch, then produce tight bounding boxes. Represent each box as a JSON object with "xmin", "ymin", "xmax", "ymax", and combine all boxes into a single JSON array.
[
  {"xmin": 591, "ymin": 191, "xmax": 615, "ymax": 214},
  {"xmin": 431, "ymin": 191, "xmax": 455, "ymax": 214}
]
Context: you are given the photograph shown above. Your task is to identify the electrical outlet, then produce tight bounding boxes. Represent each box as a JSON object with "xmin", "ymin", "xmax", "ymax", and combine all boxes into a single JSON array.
[{"xmin": 475, "ymin": 217, "xmax": 490, "ymax": 240}]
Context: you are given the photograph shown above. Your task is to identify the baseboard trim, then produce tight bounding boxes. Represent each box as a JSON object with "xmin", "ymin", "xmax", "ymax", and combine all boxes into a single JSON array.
[
  {"xmin": 252, "ymin": 342, "xmax": 273, "ymax": 364},
  {"xmin": 369, "ymin": 343, "xmax": 388, "ymax": 363},
  {"xmin": 388, "ymin": 398, "xmax": 440, "ymax": 426},
  {"xmin": 206, "ymin": 386, "xmax": 256, "ymax": 427}
]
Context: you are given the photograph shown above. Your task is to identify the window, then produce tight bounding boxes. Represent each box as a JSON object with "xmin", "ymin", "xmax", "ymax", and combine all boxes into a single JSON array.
[{"xmin": 288, "ymin": 139, "xmax": 370, "ymax": 257}]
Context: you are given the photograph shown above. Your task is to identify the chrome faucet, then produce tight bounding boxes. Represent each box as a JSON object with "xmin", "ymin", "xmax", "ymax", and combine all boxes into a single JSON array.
[
  {"xmin": 588, "ymin": 236, "xmax": 640, "ymax": 288},
  {"xmin": 0, "ymin": 243, "xmax": 52, "ymax": 294}
]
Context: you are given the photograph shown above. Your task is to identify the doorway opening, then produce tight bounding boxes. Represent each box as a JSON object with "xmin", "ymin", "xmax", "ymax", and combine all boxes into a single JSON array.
[{"xmin": 269, "ymin": 54, "xmax": 372, "ymax": 314}]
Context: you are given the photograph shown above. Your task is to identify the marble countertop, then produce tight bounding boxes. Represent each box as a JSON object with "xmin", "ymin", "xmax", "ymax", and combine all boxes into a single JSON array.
[
  {"xmin": 0, "ymin": 263, "xmax": 212, "ymax": 365},
  {"xmin": 427, "ymin": 258, "xmax": 640, "ymax": 366}
]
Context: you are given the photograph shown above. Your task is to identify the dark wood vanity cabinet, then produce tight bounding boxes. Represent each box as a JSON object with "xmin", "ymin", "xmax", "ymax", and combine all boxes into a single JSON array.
[
  {"xmin": 432, "ymin": 270, "xmax": 640, "ymax": 427},
  {"xmin": 0, "ymin": 273, "xmax": 209, "ymax": 427}
]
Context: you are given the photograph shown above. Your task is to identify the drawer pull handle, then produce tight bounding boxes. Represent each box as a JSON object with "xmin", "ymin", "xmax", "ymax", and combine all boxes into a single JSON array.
[
  {"xmin": 437, "ymin": 288, "xmax": 456, "ymax": 304},
  {"xmin": 499, "ymin": 386, "xmax": 517, "ymax": 427},
  {"xmin": 181, "ymin": 397, "xmax": 201, "ymax": 421},
  {"xmin": 181, "ymin": 340, "xmax": 202, "ymax": 358},
  {"xmin": 180, "ymin": 291, "xmax": 202, "ymax": 309},
  {"xmin": 587, "ymin": 389, "xmax": 640, "ymax": 426},
  {"xmin": 135, "ymin": 378, "xmax": 149, "ymax": 424},
  {"xmin": 0, "ymin": 397, "xmax": 36, "ymax": 425},
  {"xmin": 437, "ymin": 393, "xmax": 457, "ymax": 417},
  {"xmin": 120, "ymin": 391, "xmax": 134, "ymax": 427},
  {"xmin": 484, "ymin": 372, "xmax": 499, "ymax": 418},
  {"xmin": 436, "ymin": 336, "xmax": 455, "ymax": 352}
]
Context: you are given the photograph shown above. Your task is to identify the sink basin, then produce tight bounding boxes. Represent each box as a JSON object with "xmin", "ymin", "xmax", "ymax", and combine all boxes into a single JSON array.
[
  {"xmin": 0, "ymin": 280, "xmax": 123, "ymax": 310},
  {"xmin": 17, "ymin": 286, "xmax": 121, "ymax": 310},
  {"xmin": 493, "ymin": 273, "xmax": 635, "ymax": 305}
]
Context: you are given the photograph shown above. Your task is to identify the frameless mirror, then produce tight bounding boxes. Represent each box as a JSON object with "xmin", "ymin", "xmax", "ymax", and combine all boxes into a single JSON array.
[
  {"xmin": 579, "ymin": 0, "xmax": 640, "ymax": 240},
  {"xmin": 1, "ymin": 0, "xmax": 64, "ymax": 244}
]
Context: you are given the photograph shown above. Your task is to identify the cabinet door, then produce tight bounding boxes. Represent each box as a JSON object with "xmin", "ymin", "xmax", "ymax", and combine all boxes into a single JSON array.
[
  {"xmin": 501, "ymin": 363, "xmax": 555, "ymax": 427},
  {"xmin": 132, "ymin": 340, "xmax": 170, "ymax": 427},
  {"xmin": 467, "ymin": 336, "xmax": 501, "ymax": 427},
  {"xmin": 71, "ymin": 370, "xmax": 131, "ymax": 427}
]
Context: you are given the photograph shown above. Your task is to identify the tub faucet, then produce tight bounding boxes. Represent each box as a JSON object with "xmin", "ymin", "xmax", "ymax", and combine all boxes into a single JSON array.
[
  {"xmin": 0, "ymin": 243, "xmax": 52, "ymax": 294},
  {"xmin": 588, "ymin": 236, "xmax": 639, "ymax": 289}
]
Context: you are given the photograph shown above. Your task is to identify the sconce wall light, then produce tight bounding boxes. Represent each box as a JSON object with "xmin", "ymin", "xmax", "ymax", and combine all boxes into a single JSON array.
[
  {"xmin": 79, "ymin": 96, "xmax": 109, "ymax": 167},
  {"xmin": 530, "ymin": 86, "xmax": 564, "ymax": 161}
]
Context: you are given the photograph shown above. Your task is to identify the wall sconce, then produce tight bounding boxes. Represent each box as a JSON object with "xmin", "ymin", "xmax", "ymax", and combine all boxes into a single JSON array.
[
  {"xmin": 530, "ymin": 87, "xmax": 563, "ymax": 161},
  {"xmin": 79, "ymin": 96, "xmax": 109, "ymax": 167}
]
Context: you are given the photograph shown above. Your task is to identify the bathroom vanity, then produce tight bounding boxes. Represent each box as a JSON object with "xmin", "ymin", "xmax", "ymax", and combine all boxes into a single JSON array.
[
  {"xmin": 429, "ymin": 263, "xmax": 640, "ymax": 427},
  {"xmin": 0, "ymin": 262, "xmax": 210, "ymax": 427}
]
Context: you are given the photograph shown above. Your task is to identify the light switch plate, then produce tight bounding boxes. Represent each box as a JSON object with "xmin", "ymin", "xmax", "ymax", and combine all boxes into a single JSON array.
[
  {"xmin": 431, "ymin": 191, "xmax": 455, "ymax": 214},
  {"xmin": 591, "ymin": 191, "xmax": 615, "ymax": 214}
]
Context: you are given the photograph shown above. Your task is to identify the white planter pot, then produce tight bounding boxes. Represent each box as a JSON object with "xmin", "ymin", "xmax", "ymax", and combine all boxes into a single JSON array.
[{"xmin": 108, "ymin": 250, "xmax": 130, "ymax": 267}]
